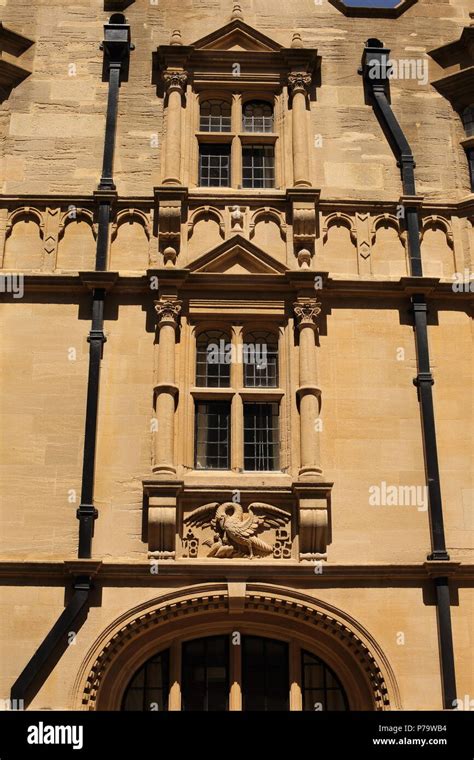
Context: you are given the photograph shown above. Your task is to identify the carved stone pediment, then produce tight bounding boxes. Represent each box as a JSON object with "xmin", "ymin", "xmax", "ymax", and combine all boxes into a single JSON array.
[
  {"xmin": 192, "ymin": 19, "xmax": 283, "ymax": 53},
  {"xmin": 155, "ymin": 12, "xmax": 320, "ymax": 88},
  {"xmin": 188, "ymin": 234, "xmax": 288, "ymax": 275}
]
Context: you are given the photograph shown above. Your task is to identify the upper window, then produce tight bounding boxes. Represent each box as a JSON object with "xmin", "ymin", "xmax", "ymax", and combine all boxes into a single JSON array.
[
  {"xmin": 193, "ymin": 325, "xmax": 281, "ymax": 471},
  {"xmin": 329, "ymin": 0, "xmax": 417, "ymax": 16},
  {"xmin": 196, "ymin": 330, "xmax": 231, "ymax": 387},
  {"xmin": 342, "ymin": 0, "xmax": 401, "ymax": 5},
  {"xmin": 197, "ymin": 95, "xmax": 277, "ymax": 189},
  {"xmin": 200, "ymin": 99, "xmax": 231, "ymax": 132},
  {"xmin": 242, "ymin": 100, "xmax": 274, "ymax": 133},
  {"xmin": 244, "ymin": 331, "xmax": 278, "ymax": 388}
]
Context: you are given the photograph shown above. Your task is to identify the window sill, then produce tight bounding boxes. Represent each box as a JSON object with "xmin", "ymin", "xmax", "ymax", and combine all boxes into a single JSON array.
[
  {"xmin": 190, "ymin": 388, "xmax": 284, "ymax": 400},
  {"xmin": 191, "ymin": 387, "xmax": 235, "ymax": 400},
  {"xmin": 196, "ymin": 131, "xmax": 234, "ymax": 143},
  {"xmin": 239, "ymin": 132, "xmax": 278, "ymax": 144},
  {"xmin": 239, "ymin": 389, "xmax": 284, "ymax": 401}
]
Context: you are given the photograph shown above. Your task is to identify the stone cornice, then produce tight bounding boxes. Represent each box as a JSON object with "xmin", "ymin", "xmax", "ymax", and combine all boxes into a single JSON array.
[
  {"xmin": 0, "ymin": 22, "xmax": 34, "ymax": 100},
  {"xmin": 0, "ymin": 559, "xmax": 471, "ymax": 582},
  {"xmin": 431, "ymin": 66, "xmax": 474, "ymax": 111},
  {"xmin": 0, "ymin": 22, "xmax": 33, "ymax": 57},
  {"xmin": 429, "ymin": 25, "xmax": 474, "ymax": 69},
  {"xmin": 0, "ymin": 194, "xmax": 472, "ymax": 214},
  {"xmin": 2, "ymin": 272, "xmax": 472, "ymax": 303}
]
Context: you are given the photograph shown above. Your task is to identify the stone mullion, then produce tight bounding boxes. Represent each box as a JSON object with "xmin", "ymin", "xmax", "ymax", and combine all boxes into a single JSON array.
[
  {"xmin": 289, "ymin": 640, "xmax": 303, "ymax": 711},
  {"xmin": 231, "ymin": 93, "xmax": 242, "ymax": 189},
  {"xmin": 229, "ymin": 637, "xmax": 242, "ymax": 710},
  {"xmin": 231, "ymin": 326, "xmax": 243, "ymax": 472},
  {"xmin": 168, "ymin": 641, "xmax": 182, "ymax": 711}
]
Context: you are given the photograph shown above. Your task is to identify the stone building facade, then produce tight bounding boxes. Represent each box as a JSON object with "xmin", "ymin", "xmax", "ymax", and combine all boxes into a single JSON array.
[{"xmin": 0, "ymin": 0, "xmax": 473, "ymax": 712}]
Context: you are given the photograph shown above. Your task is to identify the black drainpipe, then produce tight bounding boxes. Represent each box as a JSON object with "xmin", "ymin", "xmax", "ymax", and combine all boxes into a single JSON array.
[
  {"xmin": 361, "ymin": 40, "xmax": 456, "ymax": 709},
  {"xmin": 11, "ymin": 577, "xmax": 91, "ymax": 706},
  {"xmin": 10, "ymin": 15, "xmax": 133, "ymax": 708},
  {"xmin": 77, "ymin": 14, "xmax": 133, "ymax": 558}
]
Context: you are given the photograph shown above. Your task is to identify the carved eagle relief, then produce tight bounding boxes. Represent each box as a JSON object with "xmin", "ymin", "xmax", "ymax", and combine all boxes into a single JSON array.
[{"xmin": 184, "ymin": 501, "xmax": 290, "ymax": 559}]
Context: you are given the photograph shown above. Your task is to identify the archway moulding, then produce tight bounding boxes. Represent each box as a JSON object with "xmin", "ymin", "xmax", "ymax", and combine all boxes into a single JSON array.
[{"xmin": 74, "ymin": 583, "xmax": 401, "ymax": 712}]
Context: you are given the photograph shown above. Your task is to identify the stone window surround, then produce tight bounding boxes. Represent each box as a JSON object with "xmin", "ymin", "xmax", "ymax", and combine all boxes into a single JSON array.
[
  {"xmin": 191, "ymin": 90, "xmax": 282, "ymax": 190},
  {"xmin": 186, "ymin": 322, "xmax": 286, "ymax": 475}
]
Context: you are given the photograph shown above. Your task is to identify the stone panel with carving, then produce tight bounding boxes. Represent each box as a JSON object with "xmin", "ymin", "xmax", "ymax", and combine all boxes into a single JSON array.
[{"xmin": 182, "ymin": 501, "xmax": 292, "ymax": 559}]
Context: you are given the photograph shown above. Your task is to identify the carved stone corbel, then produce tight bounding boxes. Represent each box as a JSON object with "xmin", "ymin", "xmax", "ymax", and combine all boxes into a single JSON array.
[
  {"xmin": 293, "ymin": 483, "xmax": 332, "ymax": 562},
  {"xmin": 154, "ymin": 187, "xmax": 188, "ymax": 266},
  {"xmin": 288, "ymin": 189, "xmax": 320, "ymax": 268},
  {"xmin": 144, "ymin": 481, "xmax": 183, "ymax": 559},
  {"xmin": 148, "ymin": 504, "xmax": 176, "ymax": 559},
  {"xmin": 300, "ymin": 507, "xmax": 328, "ymax": 560}
]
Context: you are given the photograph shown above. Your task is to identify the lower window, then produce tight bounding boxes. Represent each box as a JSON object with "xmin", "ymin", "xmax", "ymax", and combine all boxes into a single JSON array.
[
  {"xmin": 302, "ymin": 650, "xmax": 349, "ymax": 711},
  {"xmin": 243, "ymin": 402, "xmax": 279, "ymax": 471},
  {"xmin": 121, "ymin": 650, "xmax": 169, "ymax": 711},
  {"xmin": 194, "ymin": 400, "xmax": 231, "ymax": 470},
  {"xmin": 242, "ymin": 145, "xmax": 275, "ymax": 188},
  {"xmin": 199, "ymin": 143, "xmax": 231, "ymax": 187},
  {"xmin": 121, "ymin": 635, "xmax": 349, "ymax": 711},
  {"xmin": 182, "ymin": 636, "xmax": 229, "ymax": 711},
  {"xmin": 242, "ymin": 636, "xmax": 289, "ymax": 711}
]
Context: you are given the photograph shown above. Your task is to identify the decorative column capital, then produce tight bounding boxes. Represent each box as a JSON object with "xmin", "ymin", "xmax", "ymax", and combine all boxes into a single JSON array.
[
  {"xmin": 154, "ymin": 299, "xmax": 182, "ymax": 328},
  {"xmin": 293, "ymin": 299, "xmax": 321, "ymax": 329},
  {"xmin": 288, "ymin": 72, "xmax": 312, "ymax": 97},
  {"xmin": 163, "ymin": 70, "xmax": 188, "ymax": 94}
]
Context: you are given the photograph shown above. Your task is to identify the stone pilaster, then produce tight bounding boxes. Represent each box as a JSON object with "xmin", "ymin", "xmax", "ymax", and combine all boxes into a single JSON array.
[
  {"xmin": 294, "ymin": 299, "xmax": 323, "ymax": 478},
  {"xmin": 153, "ymin": 298, "xmax": 182, "ymax": 476},
  {"xmin": 288, "ymin": 73, "xmax": 312, "ymax": 188},
  {"xmin": 162, "ymin": 71, "xmax": 188, "ymax": 185}
]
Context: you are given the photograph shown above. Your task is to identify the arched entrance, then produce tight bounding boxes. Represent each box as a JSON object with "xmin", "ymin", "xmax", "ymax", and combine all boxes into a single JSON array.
[
  {"xmin": 121, "ymin": 634, "xmax": 349, "ymax": 711},
  {"xmin": 75, "ymin": 584, "xmax": 401, "ymax": 711}
]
